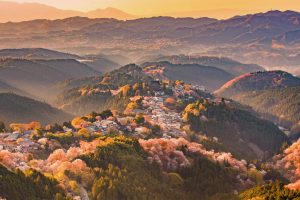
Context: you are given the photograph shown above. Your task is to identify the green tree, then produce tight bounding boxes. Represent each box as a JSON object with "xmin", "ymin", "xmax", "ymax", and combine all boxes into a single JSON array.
[
  {"xmin": 0, "ymin": 121, "xmax": 5, "ymax": 132},
  {"xmin": 100, "ymin": 110, "xmax": 113, "ymax": 119},
  {"xmin": 135, "ymin": 114, "xmax": 145, "ymax": 125}
]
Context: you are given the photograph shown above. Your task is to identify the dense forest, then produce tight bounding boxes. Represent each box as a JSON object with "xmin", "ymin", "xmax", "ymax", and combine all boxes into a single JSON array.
[
  {"xmin": 240, "ymin": 181, "xmax": 300, "ymax": 199},
  {"xmin": 232, "ymin": 86, "xmax": 300, "ymax": 132},
  {"xmin": 0, "ymin": 164, "xmax": 66, "ymax": 200},
  {"xmin": 182, "ymin": 99, "xmax": 289, "ymax": 160}
]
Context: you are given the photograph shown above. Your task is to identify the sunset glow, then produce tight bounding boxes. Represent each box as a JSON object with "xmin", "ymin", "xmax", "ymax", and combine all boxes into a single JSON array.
[{"xmin": 5, "ymin": 0, "xmax": 300, "ymax": 18}]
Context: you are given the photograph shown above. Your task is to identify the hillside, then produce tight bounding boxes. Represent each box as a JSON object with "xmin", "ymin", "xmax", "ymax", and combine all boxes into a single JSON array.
[
  {"xmin": 215, "ymin": 71, "xmax": 300, "ymax": 97},
  {"xmin": 272, "ymin": 139, "xmax": 300, "ymax": 190},
  {"xmin": 0, "ymin": 48, "xmax": 121, "ymax": 73},
  {"xmin": 34, "ymin": 59, "xmax": 100, "ymax": 78},
  {"xmin": 0, "ymin": 164, "xmax": 65, "ymax": 199},
  {"xmin": 0, "ymin": 80, "xmax": 29, "ymax": 97},
  {"xmin": 142, "ymin": 61, "xmax": 234, "ymax": 91},
  {"xmin": 182, "ymin": 99, "xmax": 289, "ymax": 160},
  {"xmin": 230, "ymin": 87, "xmax": 300, "ymax": 133},
  {"xmin": 0, "ymin": 77, "xmax": 294, "ymax": 199},
  {"xmin": 56, "ymin": 64, "xmax": 152, "ymax": 115},
  {"xmin": 57, "ymin": 62, "xmax": 233, "ymax": 115},
  {"xmin": 0, "ymin": 58, "xmax": 100, "ymax": 102},
  {"xmin": 0, "ymin": 93, "xmax": 72, "ymax": 125},
  {"xmin": 240, "ymin": 182, "xmax": 300, "ymax": 199},
  {"xmin": 57, "ymin": 66, "xmax": 289, "ymax": 160},
  {"xmin": 0, "ymin": 135, "xmax": 260, "ymax": 200},
  {"xmin": 215, "ymin": 71, "xmax": 300, "ymax": 131},
  {"xmin": 140, "ymin": 55, "xmax": 264, "ymax": 76},
  {"xmin": 81, "ymin": 55, "xmax": 120, "ymax": 73}
]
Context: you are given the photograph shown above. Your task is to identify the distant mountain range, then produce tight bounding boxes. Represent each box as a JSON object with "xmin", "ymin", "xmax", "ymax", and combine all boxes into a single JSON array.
[
  {"xmin": 0, "ymin": 93, "xmax": 72, "ymax": 125},
  {"xmin": 0, "ymin": 1, "xmax": 135, "ymax": 22},
  {"xmin": 1, "ymin": 10, "xmax": 300, "ymax": 72},
  {"xmin": 165, "ymin": 9, "xmax": 260, "ymax": 19}
]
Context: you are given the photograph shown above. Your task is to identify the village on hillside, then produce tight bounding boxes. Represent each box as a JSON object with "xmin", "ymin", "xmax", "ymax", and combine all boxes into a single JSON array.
[{"xmin": 0, "ymin": 80, "xmax": 215, "ymax": 157}]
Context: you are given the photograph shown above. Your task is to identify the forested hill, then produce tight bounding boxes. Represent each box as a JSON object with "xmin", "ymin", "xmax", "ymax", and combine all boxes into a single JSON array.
[
  {"xmin": 215, "ymin": 71, "xmax": 300, "ymax": 133},
  {"xmin": 215, "ymin": 71, "xmax": 300, "ymax": 97},
  {"xmin": 140, "ymin": 55, "xmax": 263, "ymax": 76},
  {"xmin": 0, "ymin": 93, "xmax": 72, "ymax": 125},
  {"xmin": 142, "ymin": 61, "xmax": 234, "ymax": 91}
]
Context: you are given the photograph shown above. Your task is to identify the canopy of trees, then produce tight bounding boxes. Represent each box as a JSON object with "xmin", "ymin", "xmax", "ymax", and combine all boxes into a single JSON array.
[
  {"xmin": 240, "ymin": 181, "xmax": 300, "ymax": 200},
  {"xmin": 182, "ymin": 99, "xmax": 289, "ymax": 160},
  {"xmin": 0, "ymin": 164, "xmax": 66, "ymax": 200}
]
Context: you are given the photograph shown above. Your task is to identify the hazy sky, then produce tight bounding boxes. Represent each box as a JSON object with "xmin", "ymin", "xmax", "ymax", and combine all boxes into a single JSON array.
[{"xmin": 5, "ymin": 0, "xmax": 300, "ymax": 15}]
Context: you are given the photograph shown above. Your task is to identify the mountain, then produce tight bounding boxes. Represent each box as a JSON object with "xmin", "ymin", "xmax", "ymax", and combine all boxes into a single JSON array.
[
  {"xmin": 0, "ymin": 80, "xmax": 27, "ymax": 96},
  {"xmin": 0, "ymin": 1, "xmax": 81, "ymax": 22},
  {"xmin": 182, "ymin": 99, "xmax": 289, "ymax": 160},
  {"xmin": 0, "ymin": 93, "xmax": 72, "ymax": 125},
  {"xmin": 34, "ymin": 59, "xmax": 100, "ymax": 78},
  {"xmin": 215, "ymin": 71, "xmax": 300, "ymax": 97},
  {"xmin": 2, "ymin": 10, "xmax": 300, "ymax": 71},
  {"xmin": 140, "ymin": 55, "xmax": 264, "ymax": 75},
  {"xmin": 215, "ymin": 71, "xmax": 300, "ymax": 132},
  {"xmin": 166, "ymin": 9, "xmax": 260, "ymax": 19},
  {"xmin": 56, "ymin": 64, "xmax": 151, "ymax": 115},
  {"xmin": 226, "ymin": 87, "xmax": 300, "ymax": 134},
  {"xmin": 81, "ymin": 55, "xmax": 120, "ymax": 73},
  {"xmin": 0, "ymin": 48, "xmax": 81, "ymax": 60},
  {"xmin": 0, "ymin": 16, "xmax": 217, "ymax": 56},
  {"xmin": 86, "ymin": 7, "xmax": 135, "ymax": 20},
  {"xmin": 0, "ymin": 57, "xmax": 101, "ymax": 102},
  {"xmin": 142, "ymin": 61, "xmax": 234, "ymax": 91},
  {"xmin": 184, "ymin": 10, "xmax": 300, "ymax": 45},
  {"xmin": 0, "ymin": 17, "xmax": 119, "ymax": 35},
  {"xmin": 0, "ymin": 2, "xmax": 135, "ymax": 22}
]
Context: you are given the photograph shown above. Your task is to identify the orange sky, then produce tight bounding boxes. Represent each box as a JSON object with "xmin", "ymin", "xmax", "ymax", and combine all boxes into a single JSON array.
[{"xmin": 5, "ymin": 0, "xmax": 300, "ymax": 18}]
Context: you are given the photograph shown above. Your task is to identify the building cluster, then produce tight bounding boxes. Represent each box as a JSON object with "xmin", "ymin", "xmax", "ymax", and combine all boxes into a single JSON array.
[
  {"xmin": 86, "ymin": 119, "xmax": 120, "ymax": 134},
  {"xmin": 143, "ymin": 96, "xmax": 186, "ymax": 138},
  {"xmin": 0, "ymin": 130, "xmax": 40, "ymax": 153}
]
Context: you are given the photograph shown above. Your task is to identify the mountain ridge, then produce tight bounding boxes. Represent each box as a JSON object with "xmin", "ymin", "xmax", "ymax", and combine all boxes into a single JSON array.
[
  {"xmin": 214, "ymin": 70, "xmax": 300, "ymax": 96},
  {"xmin": 0, "ymin": 92, "xmax": 73, "ymax": 125},
  {"xmin": 139, "ymin": 55, "xmax": 264, "ymax": 75},
  {"xmin": 142, "ymin": 61, "xmax": 234, "ymax": 91},
  {"xmin": 2, "ymin": 10, "xmax": 300, "ymax": 71}
]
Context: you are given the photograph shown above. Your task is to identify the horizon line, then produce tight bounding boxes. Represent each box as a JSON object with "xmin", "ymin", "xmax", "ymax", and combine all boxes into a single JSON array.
[
  {"xmin": 0, "ymin": 9, "xmax": 299, "ymax": 24},
  {"xmin": 1, "ymin": 1, "xmax": 300, "ymax": 22}
]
